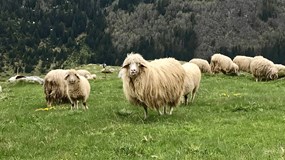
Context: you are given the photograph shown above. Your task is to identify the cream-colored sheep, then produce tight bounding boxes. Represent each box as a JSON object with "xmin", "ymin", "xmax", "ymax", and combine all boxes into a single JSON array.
[
  {"xmin": 64, "ymin": 69, "xmax": 91, "ymax": 110},
  {"xmin": 250, "ymin": 56, "xmax": 278, "ymax": 81},
  {"xmin": 210, "ymin": 53, "xmax": 239, "ymax": 75},
  {"xmin": 275, "ymin": 64, "xmax": 285, "ymax": 78},
  {"xmin": 182, "ymin": 62, "xmax": 201, "ymax": 105},
  {"xmin": 44, "ymin": 69, "xmax": 69, "ymax": 107},
  {"xmin": 76, "ymin": 69, "xmax": 96, "ymax": 80},
  {"xmin": 233, "ymin": 55, "xmax": 253, "ymax": 73},
  {"xmin": 121, "ymin": 52, "xmax": 185, "ymax": 119},
  {"xmin": 189, "ymin": 58, "xmax": 211, "ymax": 73}
]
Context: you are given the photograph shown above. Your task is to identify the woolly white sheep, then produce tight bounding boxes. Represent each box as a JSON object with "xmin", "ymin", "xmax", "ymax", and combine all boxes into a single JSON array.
[
  {"xmin": 121, "ymin": 52, "xmax": 185, "ymax": 119},
  {"xmin": 76, "ymin": 69, "xmax": 96, "ymax": 80},
  {"xmin": 250, "ymin": 56, "xmax": 278, "ymax": 81},
  {"xmin": 233, "ymin": 55, "xmax": 253, "ymax": 73},
  {"xmin": 210, "ymin": 53, "xmax": 239, "ymax": 75},
  {"xmin": 64, "ymin": 69, "xmax": 91, "ymax": 110},
  {"xmin": 8, "ymin": 75, "xmax": 44, "ymax": 84},
  {"xmin": 182, "ymin": 62, "xmax": 201, "ymax": 105},
  {"xmin": 189, "ymin": 58, "xmax": 211, "ymax": 73},
  {"xmin": 275, "ymin": 64, "xmax": 285, "ymax": 78},
  {"xmin": 44, "ymin": 69, "xmax": 69, "ymax": 107}
]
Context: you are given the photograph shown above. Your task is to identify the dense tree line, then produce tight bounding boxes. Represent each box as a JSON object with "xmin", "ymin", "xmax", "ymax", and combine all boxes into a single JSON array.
[{"xmin": 0, "ymin": 0, "xmax": 285, "ymax": 74}]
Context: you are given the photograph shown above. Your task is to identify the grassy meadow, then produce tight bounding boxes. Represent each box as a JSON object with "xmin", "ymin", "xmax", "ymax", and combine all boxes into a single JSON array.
[{"xmin": 1, "ymin": 64, "xmax": 285, "ymax": 159}]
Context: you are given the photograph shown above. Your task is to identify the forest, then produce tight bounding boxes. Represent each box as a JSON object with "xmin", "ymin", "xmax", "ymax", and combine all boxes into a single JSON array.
[{"xmin": 0, "ymin": 0, "xmax": 285, "ymax": 74}]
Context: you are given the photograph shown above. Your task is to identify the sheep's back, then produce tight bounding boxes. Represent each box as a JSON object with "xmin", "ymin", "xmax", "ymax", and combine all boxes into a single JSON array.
[
  {"xmin": 233, "ymin": 56, "xmax": 253, "ymax": 72},
  {"xmin": 189, "ymin": 58, "xmax": 211, "ymax": 73}
]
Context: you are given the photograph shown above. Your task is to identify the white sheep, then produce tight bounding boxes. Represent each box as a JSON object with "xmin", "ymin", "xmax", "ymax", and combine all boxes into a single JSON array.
[
  {"xmin": 275, "ymin": 64, "xmax": 285, "ymax": 78},
  {"xmin": 233, "ymin": 55, "xmax": 253, "ymax": 73},
  {"xmin": 250, "ymin": 56, "xmax": 278, "ymax": 81},
  {"xmin": 44, "ymin": 69, "xmax": 69, "ymax": 107},
  {"xmin": 76, "ymin": 69, "xmax": 96, "ymax": 80},
  {"xmin": 8, "ymin": 75, "xmax": 44, "ymax": 84},
  {"xmin": 189, "ymin": 58, "xmax": 211, "ymax": 73},
  {"xmin": 121, "ymin": 52, "xmax": 185, "ymax": 119},
  {"xmin": 182, "ymin": 62, "xmax": 201, "ymax": 105},
  {"xmin": 210, "ymin": 53, "xmax": 239, "ymax": 75},
  {"xmin": 64, "ymin": 69, "xmax": 91, "ymax": 110}
]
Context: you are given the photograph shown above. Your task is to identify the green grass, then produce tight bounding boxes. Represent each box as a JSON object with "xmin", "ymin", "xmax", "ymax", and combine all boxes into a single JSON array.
[{"xmin": 1, "ymin": 66, "xmax": 285, "ymax": 159}]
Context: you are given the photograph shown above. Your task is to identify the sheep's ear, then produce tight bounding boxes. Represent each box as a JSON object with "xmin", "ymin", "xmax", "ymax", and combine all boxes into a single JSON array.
[
  {"xmin": 139, "ymin": 62, "xmax": 147, "ymax": 68},
  {"xmin": 64, "ymin": 74, "xmax": 69, "ymax": 80},
  {"xmin": 75, "ymin": 73, "xmax": 80, "ymax": 80},
  {"xmin": 122, "ymin": 63, "xmax": 129, "ymax": 68}
]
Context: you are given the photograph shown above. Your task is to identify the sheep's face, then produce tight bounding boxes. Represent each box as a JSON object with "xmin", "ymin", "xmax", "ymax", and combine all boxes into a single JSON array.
[
  {"xmin": 268, "ymin": 67, "xmax": 278, "ymax": 80},
  {"xmin": 64, "ymin": 71, "xmax": 80, "ymax": 84},
  {"xmin": 124, "ymin": 62, "xmax": 144, "ymax": 78}
]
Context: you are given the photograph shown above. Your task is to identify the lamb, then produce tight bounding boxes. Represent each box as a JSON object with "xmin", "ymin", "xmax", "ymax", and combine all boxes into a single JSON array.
[
  {"xmin": 182, "ymin": 62, "xmax": 201, "ymax": 105},
  {"xmin": 274, "ymin": 64, "xmax": 285, "ymax": 78},
  {"xmin": 64, "ymin": 69, "xmax": 91, "ymax": 110},
  {"xmin": 76, "ymin": 69, "xmax": 96, "ymax": 80},
  {"xmin": 189, "ymin": 58, "xmax": 211, "ymax": 73},
  {"xmin": 210, "ymin": 53, "xmax": 239, "ymax": 75},
  {"xmin": 250, "ymin": 56, "xmax": 278, "ymax": 81},
  {"xmin": 233, "ymin": 55, "xmax": 253, "ymax": 73},
  {"xmin": 121, "ymin": 52, "xmax": 185, "ymax": 119},
  {"xmin": 44, "ymin": 69, "xmax": 69, "ymax": 107}
]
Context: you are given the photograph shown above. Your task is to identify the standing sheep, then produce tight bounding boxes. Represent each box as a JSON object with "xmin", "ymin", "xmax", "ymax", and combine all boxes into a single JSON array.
[
  {"xmin": 210, "ymin": 53, "xmax": 239, "ymax": 75},
  {"xmin": 233, "ymin": 55, "xmax": 253, "ymax": 73},
  {"xmin": 64, "ymin": 69, "xmax": 91, "ymax": 110},
  {"xmin": 189, "ymin": 58, "xmax": 211, "ymax": 73},
  {"xmin": 44, "ymin": 69, "xmax": 69, "ymax": 107},
  {"xmin": 121, "ymin": 52, "xmax": 185, "ymax": 119},
  {"xmin": 250, "ymin": 56, "xmax": 278, "ymax": 81},
  {"xmin": 182, "ymin": 62, "xmax": 201, "ymax": 105}
]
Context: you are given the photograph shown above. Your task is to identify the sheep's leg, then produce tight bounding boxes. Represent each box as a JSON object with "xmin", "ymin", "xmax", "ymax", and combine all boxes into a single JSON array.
[
  {"xmin": 77, "ymin": 101, "xmax": 80, "ymax": 109},
  {"xmin": 143, "ymin": 106, "xmax": 148, "ymax": 119},
  {"xmin": 157, "ymin": 107, "xmax": 163, "ymax": 115},
  {"xmin": 83, "ymin": 102, "xmax": 88, "ymax": 110},
  {"xmin": 169, "ymin": 106, "xmax": 174, "ymax": 115},
  {"xmin": 71, "ymin": 103, "xmax": 74, "ymax": 110},
  {"xmin": 184, "ymin": 95, "xmax": 188, "ymax": 105},
  {"xmin": 163, "ymin": 106, "xmax": 167, "ymax": 115}
]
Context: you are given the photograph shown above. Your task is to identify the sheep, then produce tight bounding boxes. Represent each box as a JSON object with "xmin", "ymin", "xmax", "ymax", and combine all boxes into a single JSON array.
[
  {"xmin": 121, "ymin": 52, "xmax": 185, "ymax": 119},
  {"xmin": 44, "ymin": 69, "xmax": 69, "ymax": 107},
  {"xmin": 274, "ymin": 64, "xmax": 285, "ymax": 78},
  {"xmin": 182, "ymin": 62, "xmax": 201, "ymax": 105},
  {"xmin": 0, "ymin": 85, "xmax": 2, "ymax": 93},
  {"xmin": 8, "ymin": 75, "xmax": 44, "ymax": 84},
  {"xmin": 233, "ymin": 55, "xmax": 253, "ymax": 73},
  {"xmin": 64, "ymin": 69, "xmax": 91, "ymax": 110},
  {"xmin": 250, "ymin": 56, "xmax": 278, "ymax": 81},
  {"xmin": 189, "ymin": 58, "xmax": 212, "ymax": 73},
  {"xmin": 76, "ymin": 69, "xmax": 96, "ymax": 80},
  {"xmin": 210, "ymin": 53, "xmax": 239, "ymax": 75}
]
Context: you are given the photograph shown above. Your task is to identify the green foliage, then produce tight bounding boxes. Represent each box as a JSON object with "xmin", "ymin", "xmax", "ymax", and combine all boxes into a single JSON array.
[
  {"xmin": 1, "ymin": 0, "xmax": 285, "ymax": 76},
  {"xmin": 1, "ymin": 66, "xmax": 285, "ymax": 159}
]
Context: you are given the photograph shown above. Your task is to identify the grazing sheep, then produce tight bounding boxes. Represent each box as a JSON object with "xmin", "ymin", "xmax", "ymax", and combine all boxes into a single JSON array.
[
  {"xmin": 250, "ymin": 56, "xmax": 278, "ymax": 81},
  {"xmin": 64, "ymin": 69, "xmax": 91, "ymax": 110},
  {"xmin": 0, "ymin": 85, "xmax": 2, "ymax": 93},
  {"xmin": 189, "ymin": 58, "xmax": 211, "ymax": 73},
  {"xmin": 121, "ymin": 52, "xmax": 185, "ymax": 119},
  {"xmin": 77, "ymin": 69, "xmax": 96, "ymax": 80},
  {"xmin": 44, "ymin": 69, "xmax": 69, "ymax": 107},
  {"xmin": 233, "ymin": 55, "xmax": 253, "ymax": 73},
  {"xmin": 275, "ymin": 64, "xmax": 285, "ymax": 78},
  {"xmin": 210, "ymin": 53, "xmax": 239, "ymax": 75},
  {"xmin": 182, "ymin": 62, "xmax": 201, "ymax": 105}
]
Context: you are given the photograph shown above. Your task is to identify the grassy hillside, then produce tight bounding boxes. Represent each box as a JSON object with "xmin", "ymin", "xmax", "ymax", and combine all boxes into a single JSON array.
[{"xmin": 0, "ymin": 65, "xmax": 285, "ymax": 159}]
